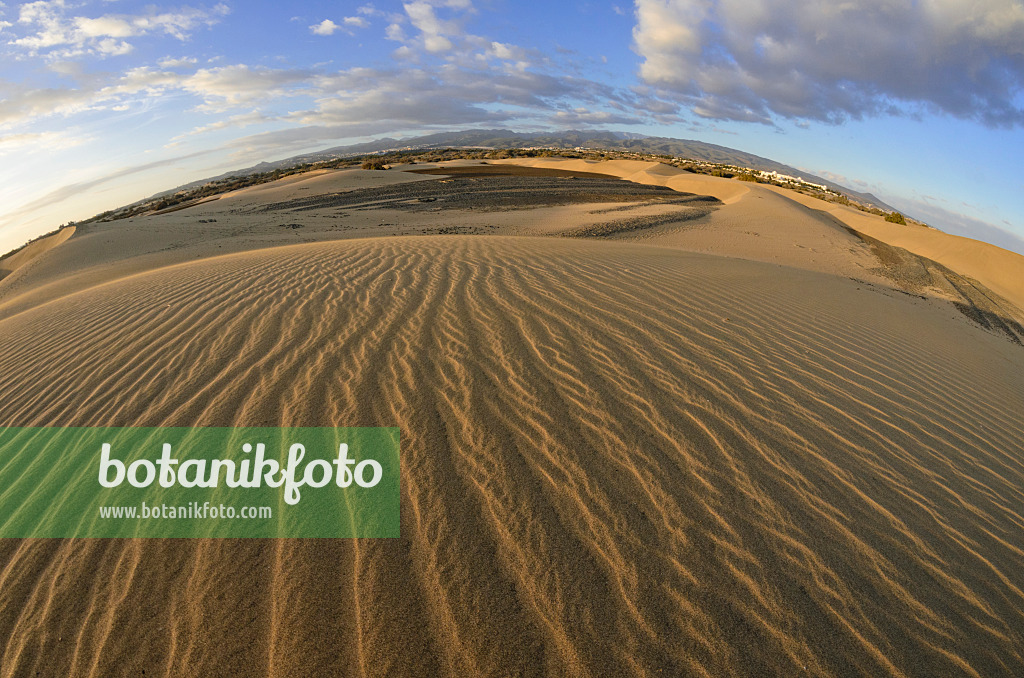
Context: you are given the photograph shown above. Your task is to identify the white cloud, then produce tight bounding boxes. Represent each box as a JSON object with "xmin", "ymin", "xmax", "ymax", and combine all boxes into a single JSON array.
[
  {"xmin": 403, "ymin": 1, "xmax": 457, "ymax": 53},
  {"xmin": 487, "ymin": 41, "xmax": 517, "ymax": 60},
  {"xmin": 182, "ymin": 65, "xmax": 315, "ymax": 110},
  {"xmin": 425, "ymin": 35, "xmax": 452, "ymax": 52},
  {"xmin": 311, "ymin": 16, "xmax": 369, "ymax": 35},
  {"xmin": 74, "ymin": 16, "xmax": 135, "ymax": 39},
  {"xmin": 171, "ymin": 111, "xmax": 273, "ymax": 141},
  {"xmin": 311, "ymin": 15, "xmax": 372, "ymax": 35},
  {"xmin": 99, "ymin": 67, "xmax": 185, "ymax": 98},
  {"xmin": 10, "ymin": 1, "xmax": 229, "ymax": 57},
  {"xmin": 0, "ymin": 63, "xmax": 308, "ymax": 128},
  {"xmin": 159, "ymin": 56, "xmax": 198, "ymax": 68},
  {"xmin": 0, "ymin": 129, "xmax": 87, "ymax": 155},
  {"xmin": 96, "ymin": 38, "xmax": 132, "ymax": 55},
  {"xmin": 632, "ymin": 0, "xmax": 1024, "ymax": 127},
  {"xmin": 0, "ymin": 85, "xmax": 94, "ymax": 127},
  {"xmin": 392, "ymin": 0, "xmax": 532, "ymax": 68},
  {"xmin": 310, "ymin": 19, "xmax": 340, "ymax": 35}
]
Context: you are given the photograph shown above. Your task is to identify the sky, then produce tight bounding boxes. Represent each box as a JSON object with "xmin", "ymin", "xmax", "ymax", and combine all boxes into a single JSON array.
[{"xmin": 1, "ymin": 0, "xmax": 1023, "ymax": 256}]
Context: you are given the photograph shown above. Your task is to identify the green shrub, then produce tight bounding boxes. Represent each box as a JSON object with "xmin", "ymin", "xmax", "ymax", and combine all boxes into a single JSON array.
[{"xmin": 884, "ymin": 212, "xmax": 907, "ymax": 225}]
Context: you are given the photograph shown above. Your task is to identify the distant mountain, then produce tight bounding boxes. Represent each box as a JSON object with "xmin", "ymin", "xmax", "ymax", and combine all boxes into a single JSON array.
[
  {"xmin": 305, "ymin": 130, "xmax": 898, "ymax": 211},
  {"xmin": 160, "ymin": 129, "xmax": 899, "ymax": 213}
]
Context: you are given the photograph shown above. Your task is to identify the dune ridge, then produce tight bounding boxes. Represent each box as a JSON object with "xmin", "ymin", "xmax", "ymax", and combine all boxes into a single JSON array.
[
  {"xmin": 1, "ymin": 233, "xmax": 1023, "ymax": 676},
  {"xmin": 0, "ymin": 225, "xmax": 75, "ymax": 283},
  {"xmin": 491, "ymin": 158, "xmax": 1024, "ymax": 316}
]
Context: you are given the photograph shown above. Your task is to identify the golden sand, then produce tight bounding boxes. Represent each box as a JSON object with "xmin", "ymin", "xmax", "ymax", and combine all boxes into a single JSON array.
[{"xmin": 1, "ymin": 163, "xmax": 1023, "ymax": 676}]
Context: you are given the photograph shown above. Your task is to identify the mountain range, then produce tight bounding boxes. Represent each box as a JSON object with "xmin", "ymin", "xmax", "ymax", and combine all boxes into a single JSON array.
[{"xmin": 169, "ymin": 129, "xmax": 898, "ymax": 214}]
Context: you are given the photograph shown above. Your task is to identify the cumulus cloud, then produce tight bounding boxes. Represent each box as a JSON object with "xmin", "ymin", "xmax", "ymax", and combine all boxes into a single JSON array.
[
  {"xmin": 310, "ymin": 19, "xmax": 340, "ymax": 35},
  {"xmin": 310, "ymin": 16, "xmax": 369, "ymax": 35},
  {"xmin": 397, "ymin": 0, "xmax": 483, "ymax": 54},
  {"xmin": 632, "ymin": 0, "xmax": 1024, "ymax": 127},
  {"xmin": 403, "ymin": 1, "xmax": 455, "ymax": 52},
  {"xmin": 10, "ymin": 1, "xmax": 228, "ymax": 57},
  {"xmin": 378, "ymin": 0, "xmax": 543, "ymax": 73}
]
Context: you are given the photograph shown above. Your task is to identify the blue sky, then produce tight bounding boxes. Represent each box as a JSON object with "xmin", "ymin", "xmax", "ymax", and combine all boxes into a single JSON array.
[{"xmin": 1, "ymin": 0, "xmax": 1022, "ymax": 255}]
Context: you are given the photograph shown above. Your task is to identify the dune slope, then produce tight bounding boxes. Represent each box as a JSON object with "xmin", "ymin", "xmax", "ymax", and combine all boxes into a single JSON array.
[
  {"xmin": 1, "ymin": 234, "xmax": 1023, "ymax": 677},
  {"xmin": 492, "ymin": 158, "xmax": 1024, "ymax": 319},
  {"xmin": 0, "ymin": 225, "xmax": 75, "ymax": 282}
]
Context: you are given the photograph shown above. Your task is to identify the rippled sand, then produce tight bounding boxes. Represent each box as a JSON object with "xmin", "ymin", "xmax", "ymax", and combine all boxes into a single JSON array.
[{"xmin": 1, "ymin": 164, "xmax": 1024, "ymax": 677}]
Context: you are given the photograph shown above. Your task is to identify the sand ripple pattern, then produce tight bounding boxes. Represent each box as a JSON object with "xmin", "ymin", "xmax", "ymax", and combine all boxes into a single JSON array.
[{"xmin": 1, "ymin": 236, "xmax": 1023, "ymax": 677}]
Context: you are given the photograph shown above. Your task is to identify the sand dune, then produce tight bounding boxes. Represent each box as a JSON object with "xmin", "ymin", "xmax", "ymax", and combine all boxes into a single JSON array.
[
  {"xmin": 492, "ymin": 157, "xmax": 751, "ymax": 204},
  {"xmin": 217, "ymin": 166, "xmax": 439, "ymax": 205},
  {"xmin": 493, "ymin": 158, "xmax": 1024, "ymax": 318},
  {"xmin": 786, "ymin": 194, "xmax": 1024, "ymax": 314},
  {"xmin": 2, "ymin": 165, "xmax": 1024, "ymax": 677},
  {"xmin": 0, "ymin": 225, "xmax": 75, "ymax": 282}
]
